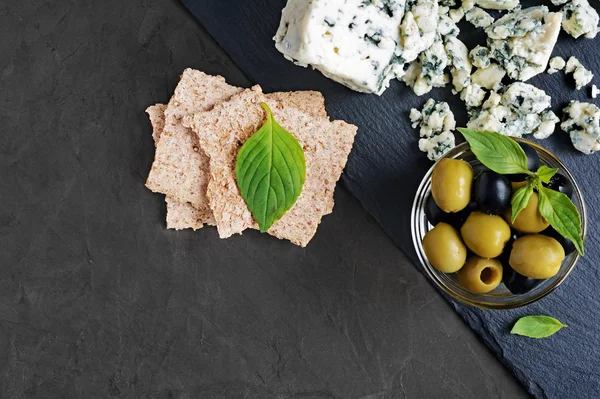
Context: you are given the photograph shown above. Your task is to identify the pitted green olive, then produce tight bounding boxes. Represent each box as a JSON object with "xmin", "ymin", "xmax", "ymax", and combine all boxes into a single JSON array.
[
  {"xmin": 509, "ymin": 235, "xmax": 565, "ymax": 279},
  {"xmin": 457, "ymin": 256, "xmax": 503, "ymax": 294},
  {"xmin": 505, "ymin": 192, "xmax": 549, "ymax": 233},
  {"xmin": 422, "ymin": 223, "xmax": 467, "ymax": 273},
  {"xmin": 431, "ymin": 159, "xmax": 473, "ymax": 213},
  {"xmin": 461, "ymin": 211, "xmax": 511, "ymax": 258}
]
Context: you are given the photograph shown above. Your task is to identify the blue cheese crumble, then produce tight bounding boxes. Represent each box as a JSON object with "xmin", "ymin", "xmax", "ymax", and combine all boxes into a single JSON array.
[
  {"xmin": 475, "ymin": 0, "xmax": 520, "ymax": 10},
  {"xmin": 274, "ymin": 0, "xmax": 406, "ymax": 94},
  {"xmin": 565, "ymin": 56, "xmax": 594, "ymax": 90},
  {"xmin": 547, "ymin": 56, "xmax": 566, "ymax": 74},
  {"xmin": 410, "ymin": 99, "xmax": 456, "ymax": 160},
  {"xmin": 466, "ymin": 7, "xmax": 495, "ymax": 28},
  {"xmin": 561, "ymin": 0, "xmax": 599, "ymax": 39},
  {"xmin": 467, "ymin": 82, "xmax": 559, "ymax": 139},
  {"xmin": 486, "ymin": 6, "xmax": 562, "ymax": 81},
  {"xmin": 469, "ymin": 45, "xmax": 492, "ymax": 69},
  {"xmin": 561, "ymin": 101, "xmax": 600, "ymax": 154}
]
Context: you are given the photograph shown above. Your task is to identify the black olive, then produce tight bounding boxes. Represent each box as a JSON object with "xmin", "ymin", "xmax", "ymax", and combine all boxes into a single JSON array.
[
  {"xmin": 474, "ymin": 171, "xmax": 512, "ymax": 214},
  {"xmin": 425, "ymin": 194, "xmax": 446, "ymax": 226},
  {"xmin": 452, "ymin": 200, "xmax": 479, "ymax": 229},
  {"xmin": 544, "ymin": 173, "xmax": 574, "ymax": 199},
  {"xmin": 503, "ymin": 266, "xmax": 543, "ymax": 295},
  {"xmin": 507, "ymin": 143, "xmax": 540, "ymax": 182},
  {"xmin": 472, "ymin": 163, "xmax": 490, "ymax": 180},
  {"xmin": 425, "ymin": 194, "xmax": 478, "ymax": 229},
  {"xmin": 542, "ymin": 226, "xmax": 576, "ymax": 256},
  {"xmin": 498, "ymin": 230, "xmax": 521, "ymax": 266}
]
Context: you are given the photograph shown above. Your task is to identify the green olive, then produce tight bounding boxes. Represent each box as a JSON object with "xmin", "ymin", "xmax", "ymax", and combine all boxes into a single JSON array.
[
  {"xmin": 431, "ymin": 159, "xmax": 473, "ymax": 213},
  {"xmin": 422, "ymin": 223, "xmax": 467, "ymax": 273},
  {"xmin": 457, "ymin": 256, "xmax": 503, "ymax": 294},
  {"xmin": 511, "ymin": 181, "xmax": 527, "ymax": 191},
  {"xmin": 505, "ymin": 192, "xmax": 549, "ymax": 233},
  {"xmin": 509, "ymin": 235, "xmax": 565, "ymax": 279},
  {"xmin": 461, "ymin": 211, "xmax": 511, "ymax": 258}
]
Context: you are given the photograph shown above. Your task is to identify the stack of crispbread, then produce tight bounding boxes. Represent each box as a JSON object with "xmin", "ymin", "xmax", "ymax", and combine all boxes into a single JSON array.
[{"xmin": 145, "ymin": 69, "xmax": 357, "ymax": 247}]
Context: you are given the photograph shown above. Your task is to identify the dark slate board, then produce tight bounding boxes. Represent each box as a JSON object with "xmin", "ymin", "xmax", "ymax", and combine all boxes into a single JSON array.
[{"xmin": 181, "ymin": 0, "xmax": 600, "ymax": 397}]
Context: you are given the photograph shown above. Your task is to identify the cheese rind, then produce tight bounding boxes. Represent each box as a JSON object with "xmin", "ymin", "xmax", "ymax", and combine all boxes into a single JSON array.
[{"xmin": 274, "ymin": 0, "xmax": 406, "ymax": 94}]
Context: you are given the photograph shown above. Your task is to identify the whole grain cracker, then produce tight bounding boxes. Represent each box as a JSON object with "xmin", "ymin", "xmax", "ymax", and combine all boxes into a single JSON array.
[
  {"xmin": 182, "ymin": 86, "xmax": 357, "ymax": 247},
  {"xmin": 145, "ymin": 70, "xmax": 242, "ymax": 225},
  {"xmin": 146, "ymin": 80, "xmax": 329, "ymax": 231}
]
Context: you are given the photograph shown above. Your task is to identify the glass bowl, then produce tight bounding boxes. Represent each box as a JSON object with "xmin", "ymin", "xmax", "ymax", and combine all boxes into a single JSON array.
[{"xmin": 411, "ymin": 139, "xmax": 587, "ymax": 309}]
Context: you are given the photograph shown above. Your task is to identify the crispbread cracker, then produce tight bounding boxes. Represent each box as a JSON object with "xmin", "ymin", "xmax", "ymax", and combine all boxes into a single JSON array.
[
  {"xmin": 146, "ymin": 81, "xmax": 330, "ymax": 231},
  {"xmin": 182, "ymin": 86, "xmax": 357, "ymax": 246},
  {"xmin": 146, "ymin": 104, "xmax": 167, "ymax": 144},
  {"xmin": 145, "ymin": 70, "xmax": 242, "ymax": 225}
]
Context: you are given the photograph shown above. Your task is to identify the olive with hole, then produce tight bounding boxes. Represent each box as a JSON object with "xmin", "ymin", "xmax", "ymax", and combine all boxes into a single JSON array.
[
  {"xmin": 505, "ymin": 192, "xmax": 549, "ymax": 233},
  {"xmin": 474, "ymin": 171, "xmax": 511, "ymax": 214},
  {"xmin": 457, "ymin": 256, "xmax": 503, "ymax": 294},
  {"xmin": 545, "ymin": 173, "xmax": 573, "ymax": 199},
  {"xmin": 503, "ymin": 266, "xmax": 543, "ymax": 295},
  {"xmin": 507, "ymin": 143, "xmax": 540, "ymax": 182},
  {"xmin": 422, "ymin": 223, "xmax": 467, "ymax": 273},
  {"xmin": 461, "ymin": 211, "xmax": 511, "ymax": 258},
  {"xmin": 509, "ymin": 235, "xmax": 565, "ymax": 279},
  {"xmin": 431, "ymin": 159, "xmax": 473, "ymax": 213},
  {"xmin": 543, "ymin": 226, "xmax": 576, "ymax": 256}
]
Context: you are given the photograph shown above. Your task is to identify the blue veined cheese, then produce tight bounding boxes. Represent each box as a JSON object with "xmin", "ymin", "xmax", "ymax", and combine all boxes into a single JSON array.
[
  {"xmin": 460, "ymin": 83, "xmax": 487, "ymax": 107},
  {"xmin": 561, "ymin": 0, "xmax": 599, "ymax": 39},
  {"xmin": 487, "ymin": 8, "xmax": 562, "ymax": 81},
  {"xmin": 471, "ymin": 63, "xmax": 506, "ymax": 90},
  {"xmin": 565, "ymin": 56, "xmax": 594, "ymax": 89},
  {"xmin": 485, "ymin": 6, "xmax": 547, "ymax": 39},
  {"xmin": 474, "ymin": 0, "xmax": 520, "ymax": 10},
  {"xmin": 438, "ymin": 14, "xmax": 460, "ymax": 37},
  {"xmin": 469, "ymin": 45, "xmax": 492, "ymax": 69},
  {"xmin": 410, "ymin": 99, "xmax": 456, "ymax": 160},
  {"xmin": 467, "ymin": 82, "xmax": 558, "ymax": 138},
  {"xmin": 402, "ymin": 36, "xmax": 449, "ymax": 95},
  {"xmin": 465, "ymin": 7, "xmax": 495, "ymax": 28},
  {"xmin": 547, "ymin": 56, "xmax": 566, "ymax": 74},
  {"xmin": 397, "ymin": 0, "xmax": 438, "ymax": 66},
  {"xmin": 445, "ymin": 37, "xmax": 472, "ymax": 92},
  {"xmin": 449, "ymin": 8, "xmax": 465, "ymax": 23},
  {"xmin": 561, "ymin": 101, "xmax": 600, "ymax": 154},
  {"xmin": 274, "ymin": 0, "xmax": 406, "ymax": 94},
  {"xmin": 551, "ymin": 0, "xmax": 569, "ymax": 4}
]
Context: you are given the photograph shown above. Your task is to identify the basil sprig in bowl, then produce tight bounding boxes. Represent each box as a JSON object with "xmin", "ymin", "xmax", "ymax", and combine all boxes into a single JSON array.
[{"xmin": 411, "ymin": 130, "xmax": 587, "ymax": 310}]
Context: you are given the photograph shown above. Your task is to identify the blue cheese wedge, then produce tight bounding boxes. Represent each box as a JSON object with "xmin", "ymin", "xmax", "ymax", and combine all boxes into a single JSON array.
[
  {"xmin": 561, "ymin": 101, "xmax": 600, "ymax": 154},
  {"xmin": 561, "ymin": 0, "xmax": 599, "ymax": 39},
  {"xmin": 566, "ymin": 56, "xmax": 594, "ymax": 89},
  {"xmin": 467, "ymin": 82, "xmax": 558, "ymax": 139},
  {"xmin": 474, "ymin": 0, "xmax": 520, "ymax": 10},
  {"xmin": 274, "ymin": 0, "xmax": 406, "ymax": 94},
  {"xmin": 547, "ymin": 56, "xmax": 566, "ymax": 74},
  {"xmin": 466, "ymin": 7, "xmax": 495, "ymax": 28},
  {"xmin": 410, "ymin": 99, "xmax": 456, "ymax": 160},
  {"xmin": 445, "ymin": 37, "xmax": 472, "ymax": 92},
  {"xmin": 487, "ymin": 7, "xmax": 562, "ymax": 81}
]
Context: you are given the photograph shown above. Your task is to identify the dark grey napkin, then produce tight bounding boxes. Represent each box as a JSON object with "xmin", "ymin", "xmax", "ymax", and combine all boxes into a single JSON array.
[{"xmin": 181, "ymin": 0, "xmax": 600, "ymax": 396}]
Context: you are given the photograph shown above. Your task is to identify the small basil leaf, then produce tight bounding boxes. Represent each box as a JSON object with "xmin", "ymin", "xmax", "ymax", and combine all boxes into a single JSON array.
[
  {"xmin": 457, "ymin": 128, "xmax": 532, "ymax": 175},
  {"xmin": 511, "ymin": 315, "xmax": 567, "ymax": 339},
  {"xmin": 235, "ymin": 102, "xmax": 306, "ymax": 232},
  {"xmin": 511, "ymin": 184, "xmax": 534, "ymax": 223},
  {"xmin": 537, "ymin": 186, "xmax": 584, "ymax": 255},
  {"xmin": 536, "ymin": 165, "xmax": 558, "ymax": 184}
]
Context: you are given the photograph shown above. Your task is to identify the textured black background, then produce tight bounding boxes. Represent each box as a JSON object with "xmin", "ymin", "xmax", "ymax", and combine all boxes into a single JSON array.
[
  {"xmin": 0, "ymin": 0, "xmax": 557, "ymax": 398},
  {"xmin": 181, "ymin": 0, "xmax": 600, "ymax": 397}
]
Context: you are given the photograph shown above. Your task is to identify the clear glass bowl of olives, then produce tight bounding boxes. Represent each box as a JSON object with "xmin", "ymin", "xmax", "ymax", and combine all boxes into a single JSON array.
[{"xmin": 411, "ymin": 139, "xmax": 587, "ymax": 309}]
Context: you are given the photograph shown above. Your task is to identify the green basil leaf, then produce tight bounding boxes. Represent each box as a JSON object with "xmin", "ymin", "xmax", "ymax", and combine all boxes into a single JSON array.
[
  {"xmin": 537, "ymin": 186, "xmax": 584, "ymax": 255},
  {"xmin": 511, "ymin": 184, "xmax": 534, "ymax": 223},
  {"xmin": 235, "ymin": 102, "xmax": 306, "ymax": 232},
  {"xmin": 536, "ymin": 165, "xmax": 558, "ymax": 184},
  {"xmin": 511, "ymin": 315, "xmax": 567, "ymax": 339},
  {"xmin": 457, "ymin": 128, "xmax": 532, "ymax": 175}
]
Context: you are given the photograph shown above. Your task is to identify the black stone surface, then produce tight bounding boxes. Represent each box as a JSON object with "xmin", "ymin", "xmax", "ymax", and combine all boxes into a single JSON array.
[
  {"xmin": 1, "ymin": 0, "xmax": 533, "ymax": 398},
  {"xmin": 180, "ymin": 1, "xmax": 600, "ymax": 398}
]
